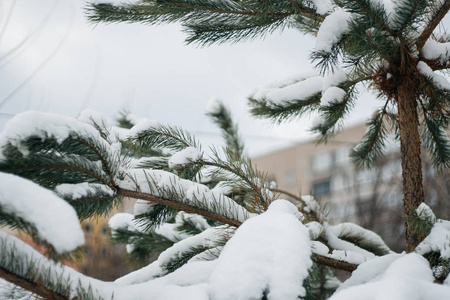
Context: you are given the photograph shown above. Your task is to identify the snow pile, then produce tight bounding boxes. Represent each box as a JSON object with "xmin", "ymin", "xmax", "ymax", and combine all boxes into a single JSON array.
[
  {"xmin": 115, "ymin": 226, "xmax": 229, "ymax": 286},
  {"xmin": 0, "ymin": 111, "xmax": 107, "ymax": 160},
  {"xmin": 310, "ymin": 0, "xmax": 332, "ymax": 15},
  {"xmin": 252, "ymin": 76, "xmax": 324, "ymax": 103},
  {"xmin": 249, "ymin": 71, "xmax": 321, "ymax": 102},
  {"xmin": 330, "ymin": 254, "xmax": 450, "ymax": 299},
  {"xmin": 421, "ymin": 39, "xmax": 450, "ymax": 64},
  {"xmin": 119, "ymin": 168, "xmax": 254, "ymax": 223},
  {"xmin": 308, "ymin": 222, "xmax": 388, "ymax": 265},
  {"xmin": 208, "ymin": 200, "xmax": 312, "ymax": 300},
  {"xmin": 329, "ymin": 223, "xmax": 392, "ymax": 254},
  {"xmin": 127, "ymin": 119, "xmax": 160, "ymax": 138},
  {"xmin": 250, "ymin": 68, "xmax": 348, "ymax": 108},
  {"xmin": 302, "ymin": 195, "xmax": 321, "ymax": 213},
  {"xmin": 0, "ymin": 172, "xmax": 84, "ymax": 254},
  {"xmin": 417, "ymin": 61, "xmax": 450, "ymax": 90},
  {"xmin": 415, "ymin": 219, "xmax": 450, "ymax": 258},
  {"xmin": 168, "ymin": 147, "xmax": 202, "ymax": 168},
  {"xmin": 321, "ymin": 69, "xmax": 348, "ymax": 105},
  {"xmin": 416, "ymin": 203, "xmax": 436, "ymax": 223},
  {"xmin": 316, "ymin": 10, "xmax": 352, "ymax": 53},
  {"xmin": 415, "ymin": 205, "xmax": 450, "ymax": 259},
  {"xmin": 55, "ymin": 182, "xmax": 114, "ymax": 200}
]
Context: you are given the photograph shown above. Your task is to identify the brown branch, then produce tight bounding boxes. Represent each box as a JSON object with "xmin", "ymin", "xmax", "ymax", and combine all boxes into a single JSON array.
[
  {"xmin": 203, "ymin": 161, "xmax": 266, "ymax": 208},
  {"xmin": 416, "ymin": 0, "xmax": 450, "ymax": 51},
  {"xmin": 117, "ymin": 188, "xmax": 243, "ymax": 227},
  {"xmin": 117, "ymin": 187, "xmax": 360, "ymax": 272},
  {"xmin": 0, "ymin": 267, "xmax": 69, "ymax": 300},
  {"xmin": 311, "ymin": 254, "xmax": 358, "ymax": 272}
]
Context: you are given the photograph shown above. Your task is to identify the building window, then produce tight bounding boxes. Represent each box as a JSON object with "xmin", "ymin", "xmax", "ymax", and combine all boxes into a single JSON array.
[
  {"xmin": 285, "ymin": 170, "xmax": 297, "ymax": 186},
  {"xmin": 331, "ymin": 174, "xmax": 351, "ymax": 191},
  {"xmin": 311, "ymin": 152, "xmax": 332, "ymax": 172},
  {"xmin": 312, "ymin": 179, "xmax": 331, "ymax": 196},
  {"xmin": 334, "ymin": 147, "xmax": 351, "ymax": 166}
]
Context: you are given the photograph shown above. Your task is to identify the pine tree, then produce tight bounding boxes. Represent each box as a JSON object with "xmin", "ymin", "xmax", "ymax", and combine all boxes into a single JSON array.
[
  {"xmin": 1, "ymin": 0, "xmax": 450, "ymax": 299},
  {"xmin": 86, "ymin": 0, "xmax": 450, "ymax": 252}
]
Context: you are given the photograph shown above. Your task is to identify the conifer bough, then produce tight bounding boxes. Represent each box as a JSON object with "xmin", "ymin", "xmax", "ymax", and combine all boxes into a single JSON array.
[
  {"xmin": 85, "ymin": 0, "xmax": 450, "ymax": 252},
  {"xmin": 0, "ymin": 0, "xmax": 450, "ymax": 299}
]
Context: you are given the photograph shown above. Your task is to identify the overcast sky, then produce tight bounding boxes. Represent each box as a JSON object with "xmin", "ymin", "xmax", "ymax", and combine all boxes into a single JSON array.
[{"xmin": 0, "ymin": 0, "xmax": 382, "ymax": 156}]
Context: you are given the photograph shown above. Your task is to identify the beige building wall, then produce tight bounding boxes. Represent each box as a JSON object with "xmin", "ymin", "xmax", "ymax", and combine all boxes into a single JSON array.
[{"xmin": 253, "ymin": 123, "xmax": 367, "ymax": 197}]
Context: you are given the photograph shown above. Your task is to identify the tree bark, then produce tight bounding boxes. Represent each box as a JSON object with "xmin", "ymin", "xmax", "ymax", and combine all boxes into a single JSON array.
[{"xmin": 396, "ymin": 84, "xmax": 425, "ymax": 252}]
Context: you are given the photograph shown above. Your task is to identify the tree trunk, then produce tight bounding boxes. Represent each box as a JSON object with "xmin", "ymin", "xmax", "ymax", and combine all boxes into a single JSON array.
[{"xmin": 396, "ymin": 84, "xmax": 425, "ymax": 252}]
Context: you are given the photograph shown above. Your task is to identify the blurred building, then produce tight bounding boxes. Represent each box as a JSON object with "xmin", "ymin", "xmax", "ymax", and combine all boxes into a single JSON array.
[
  {"xmin": 253, "ymin": 123, "xmax": 449, "ymax": 251},
  {"xmin": 78, "ymin": 198, "xmax": 140, "ymax": 281}
]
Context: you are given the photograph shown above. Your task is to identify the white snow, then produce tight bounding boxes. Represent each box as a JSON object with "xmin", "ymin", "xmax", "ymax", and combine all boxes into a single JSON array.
[
  {"xmin": 417, "ymin": 61, "xmax": 450, "ymax": 90},
  {"xmin": 311, "ymin": 0, "xmax": 332, "ymax": 15},
  {"xmin": 134, "ymin": 199, "xmax": 152, "ymax": 215},
  {"xmin": 323, "ymin": 68, "xmax": 348, "ymax": 91},
  {"xmin": 316, "ymin": 10, "xmax": 352, "ymax": 53},
  {"xmin": 0, "ymin": 172, "xmax": 84, "ymax": 254},
  {"xmin": 253, "ymin": 76, "xmax": 324, "ymax": 103},
  {"xmin": 306, "ymin": 221, "xmax": 324, "ymax": 239},
  {"xmin": 415, "ymin": 219, "xmax": 450, "ymax": 259},
  {"xmin": 329, "ymin": 223, "xmax": 392, "ymax": 254},
  {"xmin": 115, "ymin": 226, "xmax": 230, "ymax": 285},
  {"xmin": 78, "ymin": 109, "xmax": 109, "ymax": 128},
  {"xmin": 0, "ymin": 111, "xmax": 107, "ymax": 160},
  {"xmin": 168, "ymin": 147, "xmax": 202, "ymax": 168},
  {"xmin": 55, "ymin": 182, "xmax": 114, "ymax": 200},
  {"xmin": 205, "ymin": 96, "xmax": 222, "ymax": 115},
  {"xmin": 302, "ymin": 195, "xmax": 320, "ymax": 213},
  {"xmin": 119, "ymin": 168, "xmax": 255, "ymax": 223},
  {"xmin": 208, "ymin": 200, "xmax": 312, "ymax": 300},
  {"xmin": 330, "ymin": 254, "xmax": 450, "ymax": 300},
  {"xmin": 321, "ymin": 86, "xmax": 347, "ymax": 106},
  {"xmin": 176, "ymin": 212, "xmax": 211, "ymax": 232},
  {"xmin": 127, "ymin": 119, "xmax": 160, "ymax": 138},
  {"xmin": 336, "ymin": 253, "xmax": 403, "ymax": 291},
  {"xmin": 416, "ymin": 203, "xmax": 437, "ymax": 223},
  {"xmin": 421, "ymin": 39, "xmax": 450, "ymax": 63}
]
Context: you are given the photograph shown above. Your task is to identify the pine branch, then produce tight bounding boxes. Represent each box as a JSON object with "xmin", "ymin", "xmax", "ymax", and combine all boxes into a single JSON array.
[
  {"xmin": 311, "ymin": 87, "xmax": 356, "ymax": 142},
  {"xmin": 117, "ymin": 188, "xmax": 243, "ymax": 227},
  {"xmin": 86, "ymin": 0, "xmax": 324, "ymax": 45},
  {"xmin": 118, "ymin": 188, "xmax": 358, "ymax": 272},
  {"xmin": 0, "ymin": 267, "xmax": 68, "ymax": 300},
  {"xmin": 248, "ymin": 94, "xmax": 321, "ymax": 124},
  {"xmin": 206, "ymin": 99, "xmax": 245, "ymax": 155},
  {"xmin": 392, "ymin": 0, "xmax": 427, "ymax": 34},
  {"xmin": 350, "ymin": 102, "xmax": 393, "ymax": 168},
  {"xmin": 420, "ymin": 103, "xmax": 450, "ymax": 169},
  {"xmin": 69, "ymin": 138, "xmax": 116, "ymax": 186},
  {"xmin": 311, "ymin": 254, "xmax": 357, "ymax": 272},
  {"xmin": 416, "ymin": 0, "xmax": 450, "ymax": 51},
  {"xmin": 338, "ymin": 0, "xmax": 396, "ymax": 36},
  {"xmin": 128, "ymin": 123, "xmax": 198, "ymax": 153}
]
